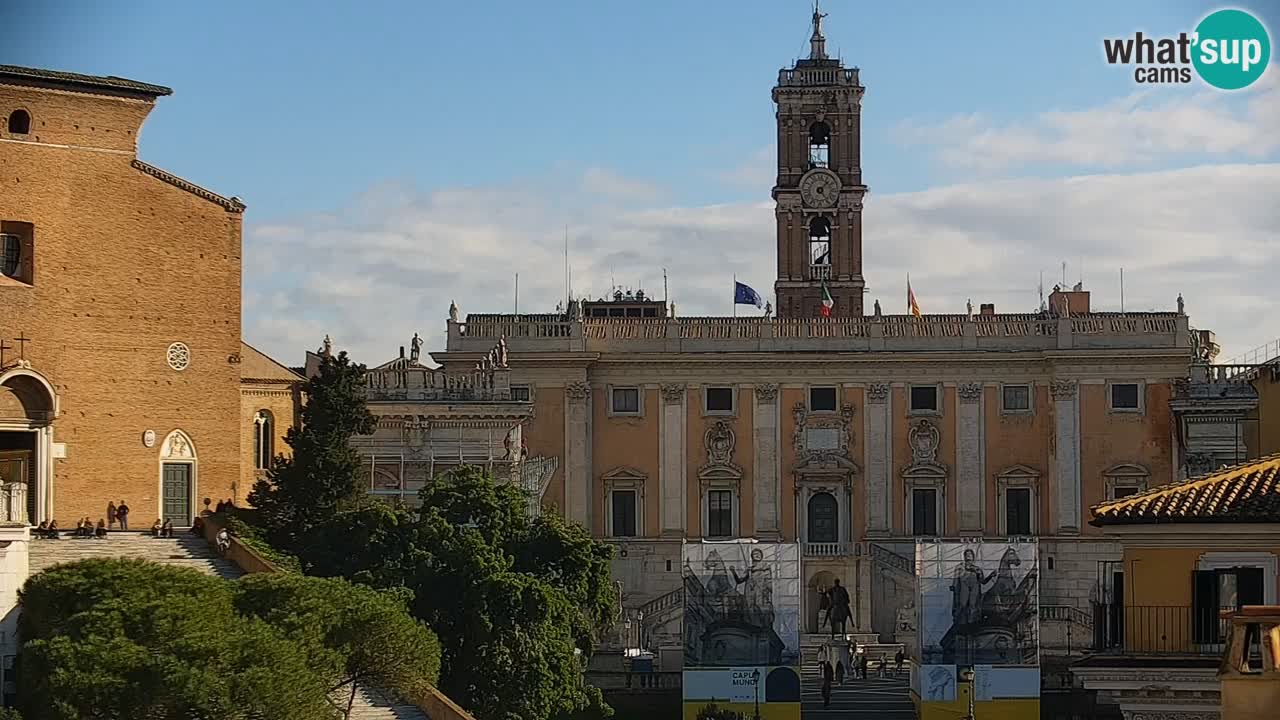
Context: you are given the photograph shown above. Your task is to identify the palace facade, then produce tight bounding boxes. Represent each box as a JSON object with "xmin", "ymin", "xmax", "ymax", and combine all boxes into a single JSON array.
[{"xmin": 427, "ymin": 9, "xmax": 1231, "ymax": 663}]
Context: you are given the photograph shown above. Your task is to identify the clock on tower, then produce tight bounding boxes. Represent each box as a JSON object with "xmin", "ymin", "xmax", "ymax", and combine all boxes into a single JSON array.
[{"xmin": 772, "ymin": 4, "xmax": 867, "ymax": 318}]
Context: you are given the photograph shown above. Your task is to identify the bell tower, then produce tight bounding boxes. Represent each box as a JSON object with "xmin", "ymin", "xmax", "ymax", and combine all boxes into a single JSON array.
[{"xmin": 773, "ymin": 3, "xmax": 867, "ymax": 318}]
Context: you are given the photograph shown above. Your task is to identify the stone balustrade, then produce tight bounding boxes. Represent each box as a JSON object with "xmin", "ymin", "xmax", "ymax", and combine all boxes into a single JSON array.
[
  {"xmin": 447, "ymin": 312, "xmax": 1189, "ymax": 355},
  {"xmin": 1, "ymin": 481, "xmax": 27, "ymax": 525},
  {"xmin": 803, "ymin": 542, "xmax": 851, "ymax": 557}
]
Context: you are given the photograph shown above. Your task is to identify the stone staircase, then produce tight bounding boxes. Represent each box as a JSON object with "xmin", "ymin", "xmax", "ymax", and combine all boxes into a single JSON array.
[
  {"xmin": 800, "ymin": 660, "xmax": 916, "ymax": 718},
  {"xmin": 27, "ymin": 532, "xmax": 429, "ymax": 720}
]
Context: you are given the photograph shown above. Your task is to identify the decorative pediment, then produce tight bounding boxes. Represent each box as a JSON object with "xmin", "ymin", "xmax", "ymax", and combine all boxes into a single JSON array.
[
  {"xmin": 996, "ymin": 464, "xmax": 1042, "ymax": 486},
  {"xmin": 1103, "ymin": 463, "xmax": 1149, "ymax": 480},
  {"xmin": 902, "ymin": 462, "xmax": 947, "ymax": 483},
  {"xmin": 160, "ymin": 429, "xmax": 196, "ymax": 460},
  {"xmin": 602, "ymin": 466, "xmax": 648, "ymax": 484},
  {"xmin": 903, "ymin": 419, "xmax": 946, "ymax": 483}
]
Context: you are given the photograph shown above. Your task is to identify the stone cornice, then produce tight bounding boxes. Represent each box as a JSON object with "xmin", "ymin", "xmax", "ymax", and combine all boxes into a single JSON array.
[{"xmin": 131, "ymin": 160, "xmax": 245, "ymax": 213}]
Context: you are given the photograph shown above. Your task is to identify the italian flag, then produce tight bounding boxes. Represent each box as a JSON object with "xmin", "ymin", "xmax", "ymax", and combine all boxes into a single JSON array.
[{"xmin": 820, "ymin": 281, "xmax": 834, "ymax": 317}]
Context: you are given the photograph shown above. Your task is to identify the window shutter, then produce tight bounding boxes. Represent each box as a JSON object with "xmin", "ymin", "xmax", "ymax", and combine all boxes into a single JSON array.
[{"xmin": 1192, "ymin": 570, "xmax": 1218, "ymax": 644}]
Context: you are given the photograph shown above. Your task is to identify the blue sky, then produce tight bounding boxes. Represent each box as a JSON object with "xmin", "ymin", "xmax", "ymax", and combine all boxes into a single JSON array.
[{"xmin": 7, "ymin": 1, "xmax": 1280, "ymax": 361}]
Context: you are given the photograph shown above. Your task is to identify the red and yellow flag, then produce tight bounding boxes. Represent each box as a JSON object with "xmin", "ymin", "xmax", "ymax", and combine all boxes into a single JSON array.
[{"xmin": 907, "ymin": 275, "xmax": 922, "ymax": 317}]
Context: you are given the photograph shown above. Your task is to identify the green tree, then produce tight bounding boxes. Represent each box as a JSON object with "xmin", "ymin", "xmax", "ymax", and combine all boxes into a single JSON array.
[
  {"xmin": 248, "ymin": 350, "xmax": 377, "ymax": 550},
  {"xmin": 17, "ymin": 559, "xmax": 333, "ymax": 720},
  {"xmin": 304, "ymin": 466, "xmax": 617, "ymax": 720},
  {"xmin": 232, "ymin": 573, "xmax": 441, "ymax": 719}
]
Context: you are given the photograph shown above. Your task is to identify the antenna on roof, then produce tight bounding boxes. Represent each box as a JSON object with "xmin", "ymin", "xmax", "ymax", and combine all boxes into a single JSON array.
[{"xmin": 1038, "ymin": 271, "xmax": 1045, "ymax": 312}]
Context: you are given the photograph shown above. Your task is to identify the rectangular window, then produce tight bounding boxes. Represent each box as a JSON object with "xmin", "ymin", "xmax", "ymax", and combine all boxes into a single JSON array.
[
  {"xmin": 611, "ymin": 490, "xmax": 637, "ymax": 538},
  {"xmin": 708, "ymin": 490, "xmax": 733, "ymax": 538},
  {"xmin": 1110, "ymin": 383, "xmax": 1140, "ymax": 410},
  {"xmin": 910, "ymin": 385, "xmax": 939, "ymax": 413},
  {"xmin": 0, "ymin": 234, "xmax": 18, "ymax": 279},
  {"xmin": 510, "ymin": 385, "xmax": 531, "ymax": 402},
  {"xmin": 809, "ymin": 386, "xmax": 837, "ymax": 412},
  {"xmin": 1112, "ymin": 486, "xmax": 1138, "ymax": 499},
  {"xmin": 1193, "ymin": 567, "xmax": 1265, "ymax": 643},
  {"xmin": 1006, "ymin": 487, "xmax": 1031, "ymax": 536},
  {"xmin": 705, "ymin": 387, "xmax": 735, "ymax": 414},
  {"xmin": 912, "ymin": 488, "xmax": 938, "ymax": 536},
  {"xmin": 611, "ymin": 387, "xmax": 640, "ymax": 415},
  {"xmin": 1002, "ymin": 385, "xmax": 1031, "ymax": 412}
]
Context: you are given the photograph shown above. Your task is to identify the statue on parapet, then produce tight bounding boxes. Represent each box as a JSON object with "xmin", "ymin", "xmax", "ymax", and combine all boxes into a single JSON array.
[
  {"xmin": 448, "ymin": 300, "xmax": 460, "ymax": 323},
  {"xmin": 410, "ymin": 333, "xmax": 423, "ymax": 363},
  {"xmin": 497, "ymin": 336, "xmax": 509, "ymax": 367},
  {"xmin": 320, "ymin": 334, "xmax": 333, "ymax": 357},
  {"xmin": 1177, "ymin": 293, "xmax": 1185, "ymax": 315},
  {"xmin": 873, "ymin": 299, "xmax": 882, "ymax": 317}
]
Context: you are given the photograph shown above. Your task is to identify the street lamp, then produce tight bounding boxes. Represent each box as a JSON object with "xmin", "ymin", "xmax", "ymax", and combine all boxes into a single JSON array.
[
  {"xmin": 751, "ymin": 668, "xmax": 761, "ymax": 720},
  {"xmin": 958, "ymin": 667, "xmax": 976, "ymax": 720}
]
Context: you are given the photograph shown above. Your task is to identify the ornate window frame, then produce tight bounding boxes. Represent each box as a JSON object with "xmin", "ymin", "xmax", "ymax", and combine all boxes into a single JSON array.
[
  {"xmin": 603, "ymin": 466, "xmax": 646, "ymax": 538},
  {"xmin": 1103, "ymin": 463, "xmax": 1150, "ymax": 500},
  {"xmin": 999, "ymin": 383, "xmax": 1034, "ymax": 415},
  {"xmin": 903, "ymin": 419, "xmax": 946, "ymax": 536},
  {"xmin": 252, "ymin": 409, "xmax": 274, "ymax": 472},
  {"xmin": 995, "ymin": 464, "xmax": 1040, "ymax": 537},
  {"xmin": 608, "ymin": 385, "xmax": 643, "ymax": 417},
  {"xmin": 699, "ymin": 419, "xmax": 743, "ymax": 539}
]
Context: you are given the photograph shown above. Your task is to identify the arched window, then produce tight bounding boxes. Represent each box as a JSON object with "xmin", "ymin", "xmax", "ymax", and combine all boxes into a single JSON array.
[
  {"xmin": 808, "ymin": 216, "xmax": 831, "ymax": 279},
  {"xmin": 807, "ymin": 492, "xmax": 838, "ymax": 543},
  {"xmin": 7, "ymin": 110, "xmax": 30, "ymax": 135},
  {"xmin": 253, "ymin": 410, "xmax": 274, "ymax": 470},
  {"xmin": 808, "ymin": 121, "xmax": 830, "ymax": 168}
]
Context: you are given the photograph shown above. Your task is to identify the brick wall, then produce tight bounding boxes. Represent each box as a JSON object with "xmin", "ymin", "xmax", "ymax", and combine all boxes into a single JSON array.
[{"xmin": 0, "ymin": 82, "xmax": 242, "ymax": 527}]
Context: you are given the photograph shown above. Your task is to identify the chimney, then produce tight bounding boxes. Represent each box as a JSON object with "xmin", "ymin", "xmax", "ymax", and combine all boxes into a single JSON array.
[
  {"xmin": 399, "ymin": 346, "xmax": 405, "ymax": 359},
  {"xmin": 979, "ymin": 303, "xmax": 996, "ymax": 316}
]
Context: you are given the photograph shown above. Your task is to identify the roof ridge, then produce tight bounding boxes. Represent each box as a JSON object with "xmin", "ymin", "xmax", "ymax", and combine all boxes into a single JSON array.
[
  {"xmin": 0, "ymin": 64, "xmax": 172, "ymax": 97},
  {"xmin": 131, "ymin": 160, "xmax": 245, "ymax": 213},
  {"xmin": 1091, "ymin": 454, "xmax": 1280, "ymax": 525}
]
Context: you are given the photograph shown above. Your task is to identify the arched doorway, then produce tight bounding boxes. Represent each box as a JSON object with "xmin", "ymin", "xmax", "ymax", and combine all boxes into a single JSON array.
[
  {"xmin": 158, "ymin": 430, "xmax": 197, "ymax": 526},
  {"xmin": 807, "ymin": 492, "xmax": 838, "ymax": 544},
  {"xmin": 806, "ymin": 570, "xmax": 839, "ymax": 634},
  {"xmin": 0, "ymin": 367, "xmax": 58, "ymax": 524}
]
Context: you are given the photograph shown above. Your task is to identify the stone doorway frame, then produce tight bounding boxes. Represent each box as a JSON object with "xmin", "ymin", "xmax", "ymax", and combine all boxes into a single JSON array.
[
  {"xmin": 156, "ymin": 429, "xmax": 199, "ymax": 526},
  {"xmin": 0, "ymin": 366, "xmax": 59, "ymax": 525}
]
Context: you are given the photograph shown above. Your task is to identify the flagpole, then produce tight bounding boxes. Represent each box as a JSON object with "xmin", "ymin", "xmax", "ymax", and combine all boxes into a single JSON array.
[{"xmin": 733, "ymin": 274, "xmax": 737, "ymax": 318}]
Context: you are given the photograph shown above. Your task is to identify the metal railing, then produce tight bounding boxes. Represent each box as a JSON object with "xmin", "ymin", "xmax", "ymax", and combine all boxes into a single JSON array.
[
  {"xmin": 1228, "ymin": 338, "xmax": 1280, "ymax": 366},
  {"xmin": 1092, "ymin": 604, "xmax": 1233, "ymax": 655}
]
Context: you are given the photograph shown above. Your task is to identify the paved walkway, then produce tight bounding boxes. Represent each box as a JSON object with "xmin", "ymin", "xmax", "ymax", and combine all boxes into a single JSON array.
[{"xmin": 800, "ymin": 662, "xmax": 917, "ymax": 719}]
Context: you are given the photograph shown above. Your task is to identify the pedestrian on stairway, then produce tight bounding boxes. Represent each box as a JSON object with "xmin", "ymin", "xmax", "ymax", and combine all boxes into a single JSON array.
[
  {"xmin": 821, "ymin": 659, "xmax": 833, "ymax": 709},
  {"xmin": 818, "ymin": 586, "xmax": 831, "ymax": 633},
  {"xmin": 895, "ymin": 647, "xmax": 905, "ymax": 674},
  {"xmin": 858, "ymin": 651, "xmax": 868, "ymax": 680},
  {"xmin": 115, "ymin": 500, "xmax": 130, "ymax": 530}
]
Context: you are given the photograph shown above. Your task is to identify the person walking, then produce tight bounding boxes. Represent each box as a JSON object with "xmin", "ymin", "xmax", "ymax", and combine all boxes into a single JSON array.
[
  {"xmin": 821, "ymin": 659, "xmax": 834, "ymax": 709},
  {"xmin": 115, "ymin": 500, "xmax": 130, "ymax": 530},
  {"xmin": 895, "ymin": 647, "xmax": 905, "ymax": 674}
]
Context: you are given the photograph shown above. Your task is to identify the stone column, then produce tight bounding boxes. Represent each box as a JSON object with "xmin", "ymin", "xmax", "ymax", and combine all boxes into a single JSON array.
[
  {"xmin": 956, "ymin": 383, "xmax": 985, "ymax": 534},
  {"xmin": 564, "ymin": 383, "xmax": 592, "ymax": 529},
  {"xmin": 753, "ymin": 384, "xmax": 781, "ymax": 540},
  {"xmin": 1051, "ymin": 380, "xmax": 1081, "ymax": 533},
  {"xmin": 864, "ymin": 383, "xmax": 892, "ymax": 536},
  {"xmin": 659, "ymin": 384, "xmax": 687, "ymax": 537}
]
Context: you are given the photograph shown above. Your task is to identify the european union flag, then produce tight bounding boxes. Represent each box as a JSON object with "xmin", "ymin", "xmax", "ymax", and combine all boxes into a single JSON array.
[{"xmin": 734, "ymin": 281, "xmax": 765, "ymax": 309}]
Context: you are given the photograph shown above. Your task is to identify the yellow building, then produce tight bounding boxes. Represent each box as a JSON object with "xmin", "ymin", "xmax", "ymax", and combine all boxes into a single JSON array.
[{"xmin": 1073, "ymin": 454, "xmax": 1280, "ymax": 719}]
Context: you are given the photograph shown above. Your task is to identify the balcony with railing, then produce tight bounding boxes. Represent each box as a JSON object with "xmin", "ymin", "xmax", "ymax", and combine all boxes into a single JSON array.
[
  {"xmin": 803, "ymin": 542, "xmax": 852, "ymax": 557},
  {"xmin": 1090, "ymin": 604, "xmax": 1234, "ymax": 656},
  {"xmin": 809, "ymin": 264, "xmax": 832, "ymax": 280}
]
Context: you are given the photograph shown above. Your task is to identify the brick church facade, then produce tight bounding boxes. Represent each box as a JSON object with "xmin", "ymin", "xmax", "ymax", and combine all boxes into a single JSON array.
[{"xmin": 0, "ymin": 65, "xmax": 246, "ymax": 528}]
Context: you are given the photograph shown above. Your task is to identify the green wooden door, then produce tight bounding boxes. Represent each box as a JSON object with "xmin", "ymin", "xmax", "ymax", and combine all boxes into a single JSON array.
[{"xmin": 161, "ymin": 463, "xmax": 191, "ymax": 526}]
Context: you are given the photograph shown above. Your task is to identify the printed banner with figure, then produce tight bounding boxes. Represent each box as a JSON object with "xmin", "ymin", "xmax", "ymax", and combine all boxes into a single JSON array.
[
  {"xmin": 916, "ymin": 540, "xmax": 1039, "ymax": 667},
  {"xmin": 682, "ymin": 541, "xmax": 801, "ymax": 720}
]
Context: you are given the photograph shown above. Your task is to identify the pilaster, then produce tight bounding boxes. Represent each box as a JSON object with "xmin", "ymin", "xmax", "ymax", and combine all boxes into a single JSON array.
[
  {"xmin": 956, "ymin": 383, "xmax": 984, "ymax": 533},
  {"xmin": 1052, "ymin": 380, "xmax": 1081, "ymax": 533},
  {"xmin": 752, "ymin": 383, "xmax": 780, "ymax": 539},
  {"xmin": 564, "ymin": 382, "xmax": 592, "ymax": 529},
  {"xmin": 659, "ymin": 383, "xmax": 687, "ymax": 537},
  {"xmin": 864, "ymin": 383, "xmax": 891, "ymax": 536}
]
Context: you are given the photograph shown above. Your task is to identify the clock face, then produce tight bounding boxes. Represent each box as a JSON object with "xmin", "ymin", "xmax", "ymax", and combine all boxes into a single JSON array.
[{"xmin": 800, "ymin": 168, "xmax": 840, "ymax": 208}]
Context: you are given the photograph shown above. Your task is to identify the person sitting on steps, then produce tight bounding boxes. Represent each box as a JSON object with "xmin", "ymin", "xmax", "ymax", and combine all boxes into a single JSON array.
[
  {"xmin": 216, "ymin": 528, "xmax": 231, "ymax": 555},
  {"xmin": 94, "ymin": 518, "xmax": 107, "ymax": 539},
  {"xmin": 150, "ymin": 519, "xmax": 163, "ymax": 537},
  {"xmin": 46, "ymin": 520, "xmax": 60, "ymax": 539},
  {"xmin": 160, "ymin": 519, "xmax": 174, "ymax": 538}
]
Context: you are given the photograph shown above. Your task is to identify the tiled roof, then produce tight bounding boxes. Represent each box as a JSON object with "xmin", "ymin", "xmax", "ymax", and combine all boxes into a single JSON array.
[
  {"xmin": 131, "ymin": 161, "xmax": 245, "ymax": 213},
  {"xmin": 1091, "ymin": 454, "xmax": 1280, "ymax": 525},
  {"xmin": 0, "ymin": 64, "xmax": 172, "ymax": 97},
  {"xmin": 239, "ymin": 342, "xmax": 304, "ymax": 384}
]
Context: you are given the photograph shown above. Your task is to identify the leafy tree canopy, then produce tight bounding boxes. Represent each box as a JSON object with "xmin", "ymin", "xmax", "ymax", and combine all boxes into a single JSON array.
[{"xmin": 302, "ymin": 466, "xmax": 617, "ymax": 720}]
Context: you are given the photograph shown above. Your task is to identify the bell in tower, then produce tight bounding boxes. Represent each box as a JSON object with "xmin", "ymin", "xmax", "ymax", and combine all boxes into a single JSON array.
[{"xmin": 772, "ymin": 2, "xmax": 867, "ymax": 318}]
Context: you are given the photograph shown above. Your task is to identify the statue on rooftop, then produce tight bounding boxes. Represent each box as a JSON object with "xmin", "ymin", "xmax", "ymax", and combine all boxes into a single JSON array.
[
  {"xmin": 873, "ymin": 299, "xmax": 882, "ymax": 317},
  {"xmin": 448, "ymin": 300, "xmax": 460, "ymax": 323},
  {"xmin": 410, "ymin": 333, "xmax": 423, "ymax": 363},
  {"xmin": 764, "ymin": 301, "xmax": 773, "ymax": 318},
  {"xmin": 497, "ymin": 336, "xmax": 508, "ymax": 367},
  {"xmin": 966, "ymin": 299, "xmax": 974, "ymax": 318},
  {"xmin": 1177, "ymin": 293, "xmax": 1185, "ymax": 315},
  {"xmin": 320, "ymin": 334, "xmax": 332, "ymax": 357}
]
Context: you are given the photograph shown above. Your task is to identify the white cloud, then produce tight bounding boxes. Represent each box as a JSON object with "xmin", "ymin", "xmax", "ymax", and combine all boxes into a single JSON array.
[
  {"xmin": 896, "ymin": 68, "xmax": 1280, "ymax": 172},
  {"xmin": 243, "ymin": 164, "xmax": 1280, "ymax": 365}
]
